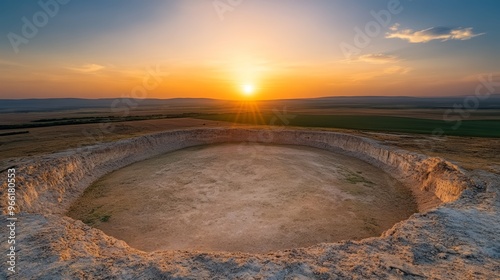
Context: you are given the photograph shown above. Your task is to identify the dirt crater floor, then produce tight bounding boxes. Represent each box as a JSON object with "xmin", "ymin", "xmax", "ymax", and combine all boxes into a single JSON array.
[{"xmin": 67, "ymin": 143, "xmax": 417, "ymax": 253}]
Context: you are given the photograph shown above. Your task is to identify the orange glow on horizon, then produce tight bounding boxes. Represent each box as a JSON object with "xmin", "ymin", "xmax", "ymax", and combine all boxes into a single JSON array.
[{"xmin": 0, "ymin": 47, "xmax": 480, "ymax": 100}]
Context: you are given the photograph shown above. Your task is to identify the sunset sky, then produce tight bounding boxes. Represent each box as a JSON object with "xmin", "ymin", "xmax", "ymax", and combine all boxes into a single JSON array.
[{"xmin": 1, "ymin": 0, "xmax": 499, "ymax": 100}]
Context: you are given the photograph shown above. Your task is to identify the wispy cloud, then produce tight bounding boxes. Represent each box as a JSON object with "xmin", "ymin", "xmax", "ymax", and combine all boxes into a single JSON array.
[
  {"xmin": 68, "ymin": 63, "xmax": 105, "ymax": 73},
  {"xmin": 383, "ymin": 66, "xmax": 411, "ymax": 75},
  {"xmin": 0, "ymin": 59, "xmax": 25, "ymax": 67},
  {"xmin": 340, "ymin": 53, "xmax": 399, "ymax": 65},
  {"xmin": 386, "ymin": 23, "xmax": 484, "ymax": 43},
  {"xmin": 357, "ymin": 54, "xmax": 399, "ymax": 64},
  {"xmin": 348, "ymin": 65, "xmax": 412, "ymax": 82}
]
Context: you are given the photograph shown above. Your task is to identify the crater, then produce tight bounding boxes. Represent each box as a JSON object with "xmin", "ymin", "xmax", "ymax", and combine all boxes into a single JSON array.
[
  {"xmin": 5, "ymin": 128, "xmax": 479, "ymax": 278},
  {"xmin": 67, "ymin": 143, "xmax": 417, "ymax": 253}
]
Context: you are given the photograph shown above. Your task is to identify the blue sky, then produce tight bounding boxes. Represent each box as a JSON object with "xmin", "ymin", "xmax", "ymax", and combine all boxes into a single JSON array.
[{"xmin": 0, "ymin": 0, "xmax": 499, "ymax": 99}]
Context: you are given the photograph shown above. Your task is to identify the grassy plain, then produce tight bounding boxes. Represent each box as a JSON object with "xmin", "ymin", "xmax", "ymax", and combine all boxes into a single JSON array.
[{"xmin": 195, "ymin": 113, "xmax": 500, "ymax": 138}]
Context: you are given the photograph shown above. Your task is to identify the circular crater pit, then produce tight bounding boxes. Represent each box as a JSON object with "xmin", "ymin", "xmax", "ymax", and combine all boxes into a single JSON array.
[{"xmin": 67, "ymin": 143, "xmax": 417, "ymax": 253}]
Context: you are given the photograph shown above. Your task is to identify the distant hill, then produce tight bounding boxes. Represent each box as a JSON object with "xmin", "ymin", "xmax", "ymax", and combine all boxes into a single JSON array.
[
  {"xmin": 0, "ymin": 98, "xmax": 228, "ymax": 113},
  {"xmin": 1, "ymin": 95, "xmax": 500, "ymax": 113}
]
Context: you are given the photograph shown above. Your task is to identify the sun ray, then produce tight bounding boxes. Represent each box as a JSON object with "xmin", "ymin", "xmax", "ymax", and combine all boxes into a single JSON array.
[{"xmin": 250, "ymin": 101, "xmax": 266, "ymax": 125}]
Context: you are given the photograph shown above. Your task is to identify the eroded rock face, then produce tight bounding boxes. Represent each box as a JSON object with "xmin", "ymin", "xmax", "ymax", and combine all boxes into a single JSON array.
[
  {"xmin": 1, "ymin": 128, "xmax": 472, "ymax": 215},
  {"xmin": 2, "ymin": 128, "xmax": 497, "ymax": 279}
]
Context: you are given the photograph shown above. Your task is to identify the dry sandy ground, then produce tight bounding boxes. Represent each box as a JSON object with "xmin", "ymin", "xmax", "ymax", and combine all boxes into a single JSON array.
[
  {"xmin": 358, "ymin": 131, "xmax": 500, "ymax": 174},
  {"xmin": 67, "ymin": 143, "xmax": 416, "ymax": 253},
  {"xmin": 0, "ymin": 118, "xmax": 228, "ymax": 164}
]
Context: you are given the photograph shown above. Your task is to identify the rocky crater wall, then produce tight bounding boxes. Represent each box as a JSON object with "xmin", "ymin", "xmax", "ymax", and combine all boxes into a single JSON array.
[{"xmin": 1, "ymin": 128, "xmax": 474, "ymax": 215}]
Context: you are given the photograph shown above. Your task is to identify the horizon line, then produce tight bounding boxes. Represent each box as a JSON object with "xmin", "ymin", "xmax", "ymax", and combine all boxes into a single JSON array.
[{"xmin": 1, "ymin": 94, "xmax": 499, "ymax": 102}]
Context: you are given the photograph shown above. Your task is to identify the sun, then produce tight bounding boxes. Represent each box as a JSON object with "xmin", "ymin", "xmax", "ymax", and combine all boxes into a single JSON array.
[{"xmin": 241, "ymin": 84, "xmax": 255, "ymax": 96}]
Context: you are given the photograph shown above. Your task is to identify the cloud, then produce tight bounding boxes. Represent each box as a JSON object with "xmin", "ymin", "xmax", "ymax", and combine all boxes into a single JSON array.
[
  {"xmin": 357, "ymin": 54, "xmax": 399, "ymax": 64},
  {"xmin": 68, "ymin": 64, "xmax": 105, "ymax": 73},
  {"xmin": 0, "ymin": 59, "xmax": 25, "ymax": 67},
  {"xmin": 349, "ymin": 66, "xmax": 412, "ymax": 82},
  {"xmin": 383, "ymin": 66, "xmax": 411, "ymax": 75},
  {"xmin": 386, "ymin": 24, "xmax": 484, "ymax": 43},
  {"xmin": 340, "ymin": 53, "xmax": 399, "ymax": 64}
]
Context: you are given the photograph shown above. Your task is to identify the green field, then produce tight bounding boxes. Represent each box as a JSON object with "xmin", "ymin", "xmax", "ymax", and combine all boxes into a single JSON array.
[
  {"xmin": 195, "ymin": 113, "xmax": 500, "ymax": 138},
  {"xmin": 3, "ymin": 111, "xmax": 499, "ymax": 138}
]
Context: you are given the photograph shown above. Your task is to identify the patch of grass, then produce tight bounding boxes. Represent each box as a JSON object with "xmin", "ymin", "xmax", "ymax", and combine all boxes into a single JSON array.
[
  {"xmin": 338, "ymin": 170, "xmax": 375, "ymax": 195},
  {"xmin": 344, "ymin": 172, "xmax": 375, "ymax": 185},
  {"xmin": 100, "ymin": 215, "xmax": 111, "ymax": 222},
  {"xmin": 343, "ymin": 186, "xmax": 366, "ymax": 195},
  {"xmin": 362, "ymin": 217, "xmax": 379, "ymax": 234},
  {"xmin": 82, "ymin": 212, "xmax": 111, "ymax": 225},
  {"xmin": 73, "ymin": 205, "xmax": 110, "ymax": 226}
]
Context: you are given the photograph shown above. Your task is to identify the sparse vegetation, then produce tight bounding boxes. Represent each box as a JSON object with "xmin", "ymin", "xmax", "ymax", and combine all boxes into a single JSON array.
[
  {"xmin": 81, "ymin": 211, "xmax": 111, "ymax": 225},
  {"xmin": 100, "ymin": 215, "xmax": 111, "ymax": 222},
  {"xmin": 343, "ymin": 170, "xmax": 375, "ymax": 185},
  {"xmin": 362, "ymin": 217, "xmax": 379, "ymax": 234}
]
